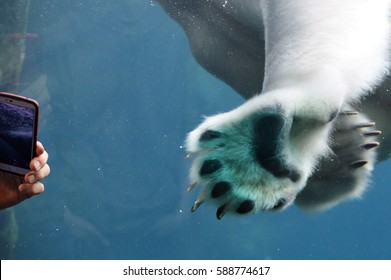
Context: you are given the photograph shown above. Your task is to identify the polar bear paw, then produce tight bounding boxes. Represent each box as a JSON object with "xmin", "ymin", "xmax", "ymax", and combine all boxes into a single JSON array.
[
  {"xmin": 296, "ymin": 109, "xmax": 380, "ymax": 211},
  {"xmin": 185, "ymin": 93, "xmax": 336, "ymax": 219}
]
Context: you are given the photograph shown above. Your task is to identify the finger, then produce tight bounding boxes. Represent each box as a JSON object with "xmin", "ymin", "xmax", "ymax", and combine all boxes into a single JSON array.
[
  {"xmin": 25, "ymin": 164, "xmax": 51, "ymax": 183},
  {"xmin": 36, "ymin": 141, "xmax": 45, "ymax": 156},
  {"xmin": 18, "ymin": 182, "xmax": 45, "ymax": 198},
  {"xmin": 30, "ymin": 149, "xmax": 49, "ymax": 171}
]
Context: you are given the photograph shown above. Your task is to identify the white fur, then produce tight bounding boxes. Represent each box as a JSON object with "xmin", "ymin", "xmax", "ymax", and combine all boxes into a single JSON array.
[{"xmin": 261, "ymin": 0, "xmax": 390, "ymax": 98}]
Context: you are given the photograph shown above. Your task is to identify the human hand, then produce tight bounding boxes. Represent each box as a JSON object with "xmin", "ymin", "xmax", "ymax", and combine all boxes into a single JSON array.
[{"xmin": 0, "ymin": 141, "xmax": 50, "ymax": 210}]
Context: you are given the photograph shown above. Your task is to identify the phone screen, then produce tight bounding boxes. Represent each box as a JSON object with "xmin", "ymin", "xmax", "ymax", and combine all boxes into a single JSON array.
[{"xmin": 0, "ymin": 93, "xmax": 39, "ymax": 174}]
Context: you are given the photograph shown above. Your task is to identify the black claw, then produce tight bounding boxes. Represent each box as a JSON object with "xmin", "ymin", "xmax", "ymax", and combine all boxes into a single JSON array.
[
  {"xmin": 355, "ymin": 122, "xmax": 376, "ymax": 129},
  {"xmin": 199, "ymin": 160, "xmax": 222, "ymax": 176},
  {"xmin": 190, "ymin": 200, "xmax": 203, "ymax": 212},
  {"xmin": 339, "ymin": 110, "xmax": 359, "ymax": 116},
  {"xmin": 271, "ymin": 199, "xmax": 286, "ymax": 210},
  {"xmin": 216, "ymin": 204, "xmax": 227, "ymax": 220},
  {"xmin": 349, "ymin": 160, "xmax": 368, "ymax": 169},
  {"xmin": 361, "ymin": 142, "xmax": 380, "ymax": 150},
  {"xmin": 211, "ymin": 181, "xmax": 231, "ymax": 198},
  {"xmin": 363, "ymin": 130, "xmax": 382, "ymax": 137},
  {"xmin": 236, "ymin": 200, "xmax": 255, "ymax": 214},
  {"xmin": 200, "ymin": 130, "xmax": 222, "ymax": 141}
]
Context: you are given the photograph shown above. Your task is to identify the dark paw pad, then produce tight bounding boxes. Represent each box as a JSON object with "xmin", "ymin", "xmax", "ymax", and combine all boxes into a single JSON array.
[
  {"xmin": 252, "ymin": 111, "xmax": 300, "ymax": 182},
  {"xmin": 236, "ymin": 200, "xmax": 255, "ymax": 214},
  {"xmin": 200, "ymin": 130, "xmax": 222, "ymax": 141},
  {"xmin": 199, "ymin": 159, "xmax": 222, "ymax": 176},
  {"xmin": 211, "ymin": 181, "xmax": 231, "ymax": 198}
]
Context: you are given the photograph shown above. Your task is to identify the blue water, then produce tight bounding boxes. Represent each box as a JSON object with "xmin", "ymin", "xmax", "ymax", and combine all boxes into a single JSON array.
[{"xmin": 1, "ymin": 0, "xmax": 391, "ymax": 260}]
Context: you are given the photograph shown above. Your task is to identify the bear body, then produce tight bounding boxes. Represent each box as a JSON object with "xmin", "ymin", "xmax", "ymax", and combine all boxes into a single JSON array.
[{"xmin": 158, "ymin": 0, "xmax": 391, "ymax": 218}]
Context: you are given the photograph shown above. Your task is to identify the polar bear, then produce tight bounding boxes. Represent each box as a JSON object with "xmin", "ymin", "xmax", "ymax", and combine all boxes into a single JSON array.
[{"xmin": 158, "ymin": 0, "xmax": 391, "ymax": 219}]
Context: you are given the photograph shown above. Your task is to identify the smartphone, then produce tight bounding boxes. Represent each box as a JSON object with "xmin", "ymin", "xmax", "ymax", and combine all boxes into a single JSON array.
[{"xmin": 0, "ymin": 92, "xmax": 39, "ymax": 175}]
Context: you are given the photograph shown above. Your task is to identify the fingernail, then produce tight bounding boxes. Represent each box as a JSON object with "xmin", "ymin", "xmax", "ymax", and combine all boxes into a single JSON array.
[
  {"xmin": 33, "ymin": 161, "xmax": 41, "ymax": 170},
  {"xmin": 18, "ymin": 184, "xmax": 26, "ymax": 192},
  {"xmin": 28, "ymin": 175, "xmax": 36, "ymax": 183}
]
